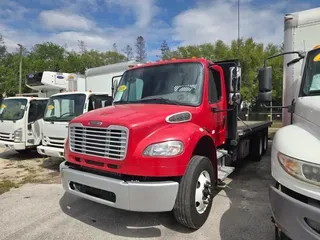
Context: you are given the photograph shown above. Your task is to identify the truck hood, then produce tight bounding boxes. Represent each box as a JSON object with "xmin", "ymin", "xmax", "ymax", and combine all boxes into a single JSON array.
[
  {"xmin": 70, "ymin": 104, "xmax": 200, "ymax": 129},
  {"xmin": 0, "ymin": 119, "xmax": 24, "ymax": 134},
  {"xmin": 296, "ymin": 96, "xmax": 320, "ymax": 130},
  {"xmin": 42, "ymin": 121, "xmax": 68, "ymax": 139}
]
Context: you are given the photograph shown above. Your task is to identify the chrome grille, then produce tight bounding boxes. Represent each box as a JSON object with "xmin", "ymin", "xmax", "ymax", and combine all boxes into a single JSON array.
[
  {"xmin": 69, "ymin": 125, "xmax": 128, "ymax": 160},
  {"xmin": 43, "ymin": 136, "xmax": 65, "ymax": 149},
  {"xmin": 0, "ymin": 132, "xmax": 13, "ymax": 142}
]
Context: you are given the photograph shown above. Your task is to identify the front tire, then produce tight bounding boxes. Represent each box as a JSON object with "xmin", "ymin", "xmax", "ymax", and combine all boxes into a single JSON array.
[
  {"xmin": 173, "ymin": 155, "xmax": 215, "ymax": 229},
  {"xmin": 16, "ymin": 149, "xmax": 31, "ymax": 154},
  {"xmin": 275, "ymin": 226, "xmax": 291, "ymax": 240}
]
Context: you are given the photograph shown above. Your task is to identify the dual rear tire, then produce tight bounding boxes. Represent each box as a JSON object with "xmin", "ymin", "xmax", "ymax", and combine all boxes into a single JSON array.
[
  {"xmin": 173, "ymin": 155, "xmax": 215, "ymax": 229},
  {"xmin": 251, "ymin": 130, "xmax": 268, "ymax": 162}
]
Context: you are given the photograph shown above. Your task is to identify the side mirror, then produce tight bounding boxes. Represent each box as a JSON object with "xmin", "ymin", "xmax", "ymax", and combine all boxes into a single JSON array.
[{"xmin": 258, "ymin": 66, "xmax": 272, "ymax": 102}]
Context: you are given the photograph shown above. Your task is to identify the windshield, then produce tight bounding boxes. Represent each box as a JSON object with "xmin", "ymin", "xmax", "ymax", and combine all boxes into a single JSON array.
[
  {"xmin": 113, "ymin": 62, "xmax": 204, "ymax": 106},
  {"xmin": 0, "ymin": 98, "xmax": 27, "ymax": 121},
  {"xmin": 302, "ymin": 48, "xmax": 320, "ymax": 96},
  {"xmin": 44, "ymin": 94, "xmax": 86, "ymax": 122}
]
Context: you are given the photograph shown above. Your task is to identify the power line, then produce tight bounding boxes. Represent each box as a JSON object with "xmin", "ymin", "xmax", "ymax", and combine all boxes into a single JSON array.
[{"xmin": 237, "ymin": 0, "xmax": 240, "ymax": 56}]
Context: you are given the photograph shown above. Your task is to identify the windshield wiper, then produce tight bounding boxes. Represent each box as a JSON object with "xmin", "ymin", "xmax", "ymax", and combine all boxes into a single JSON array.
[
  {"xmin": 137, "ymin": 97, "xmax": 181, "ymax": 105},
  {"xmin": 113, "ymin": 100, "xmax": 130, "ymax": 105}
]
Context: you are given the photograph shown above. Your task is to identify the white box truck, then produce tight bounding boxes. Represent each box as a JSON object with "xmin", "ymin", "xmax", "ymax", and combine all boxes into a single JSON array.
[
  {"xmin": 0, "ymin": 71, "xmax": 73, "ymax": 153},
  {"xmin": 37, "ymin": 60, "xmax": 140, "ymax": 158},
  {"xmin": 258, "ymin": 7, "xmax": 320, "ymax": 240}
]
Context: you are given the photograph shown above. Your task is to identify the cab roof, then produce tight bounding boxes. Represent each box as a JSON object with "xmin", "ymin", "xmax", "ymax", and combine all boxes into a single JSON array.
[
  {"xmin": 4, "ymin": 96, "xmax": 48, "ymax": 100},
  {"xmin": 49, "ymin": 91, "xmax": 111, "ymax": 97},
  {"xmin": 127, "ymin": 58, "xmax": 214, "ymax": 71}
]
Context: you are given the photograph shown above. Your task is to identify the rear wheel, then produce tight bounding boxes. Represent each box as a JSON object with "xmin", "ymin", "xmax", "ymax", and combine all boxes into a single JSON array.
[
  {"xmin": 173, "ymin": 155, "xmax": 215, "ymax": 229},
  {"xmin": 262, "ymin": 130, "xmax": 268, "ymax": 155},
  {"xmin": 250, "ymin": 134, "xmax": 263, "ymax": 162}
]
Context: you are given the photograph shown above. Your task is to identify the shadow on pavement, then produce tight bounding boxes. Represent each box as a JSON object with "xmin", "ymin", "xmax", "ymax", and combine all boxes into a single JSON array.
[
  {"xmin": 218, "ymin": 142, "xmax": 274, "ymax": 240},
  {"xmin": 58, "ymin": 142, "xmax": 274, "ymax": 239},
  {"xmin": 59, "ymin": 193, "xmax": 194, "ymax": 238},
  {"xmin": 0, "ymin": 148, "xmax": 42, "ymax": 161},
  {"xmin": 39, "ymin": 157, "xmax": 63, "ymax": 172}
]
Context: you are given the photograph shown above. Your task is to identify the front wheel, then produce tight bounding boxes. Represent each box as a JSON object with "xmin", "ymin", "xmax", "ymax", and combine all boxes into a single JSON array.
[
  {"xmin": 16, "ymin": 149, "xmax": 31, "ymax": 154},
  {"xmin": 173, "ymin": 155, "xmax": 215, "ymax": 229},
  {"xmin": 275, "ymin": 226, "xmax": 291, "ymax": 240}
]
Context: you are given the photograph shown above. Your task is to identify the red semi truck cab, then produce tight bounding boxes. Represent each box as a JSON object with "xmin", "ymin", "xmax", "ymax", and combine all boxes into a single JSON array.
[{"xmin": 60, "ymin": 58, "xmax": 270, "ymax": 229}]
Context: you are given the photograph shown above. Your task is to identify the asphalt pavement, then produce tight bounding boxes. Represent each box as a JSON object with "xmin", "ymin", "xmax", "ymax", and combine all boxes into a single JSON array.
[{"xmin": 0, "ymin": 144, "xmax": 274, "ymax": 240}]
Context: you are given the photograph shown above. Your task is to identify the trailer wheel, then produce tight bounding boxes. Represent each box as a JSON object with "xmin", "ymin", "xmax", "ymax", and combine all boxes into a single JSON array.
[
  {"xmin": 250, "ymin": 135, "xmax": 263, "ymax": 162},
  {"xmin": 173, "ymin": 155, "xmax": 215, "ymax": 229},
  {"xmin": 262, "ymin": 131, "xmax": 268, "ymax": 156}
]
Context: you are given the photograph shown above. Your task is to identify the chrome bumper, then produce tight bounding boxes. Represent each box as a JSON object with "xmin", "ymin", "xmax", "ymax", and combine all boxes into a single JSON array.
[
  {"xmin": 60, "ymin": 161, "xmax": 179, "ymax": 212},
  {"xmin": 0, "ymin": 140, "xmax": 25, "ymax": 150},
  {"xmin": 37, "ymin": 145, "xmax": 64, "ymax": 158}
]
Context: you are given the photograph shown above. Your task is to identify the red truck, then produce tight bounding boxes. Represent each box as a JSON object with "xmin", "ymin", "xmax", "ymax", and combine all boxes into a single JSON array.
[{"xmin": 60, "ymin": 58, "xmax": 271, "ymax": 229}]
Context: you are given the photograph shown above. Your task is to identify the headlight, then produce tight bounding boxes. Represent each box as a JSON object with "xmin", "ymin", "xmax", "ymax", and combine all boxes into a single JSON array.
[
  {"xmin": 143, "ymin": 140, "xmax": 183, "ymax": 157},
  {"xmin": 278, "ymin": 152, "xmax": 320, "ymax": 186},
  {"xmin": 14, "ymin": 128, "xmax": 22, "ymax": 143}
]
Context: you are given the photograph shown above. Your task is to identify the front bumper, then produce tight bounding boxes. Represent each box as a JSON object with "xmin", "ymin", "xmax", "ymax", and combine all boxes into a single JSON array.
[
  {"xmin": 60, "ymin": 161, "xmax": 179, "ymax": 212},
  {"xmin": 37, "ymin": 145, "xmax": 64, "ymax": 158},
  {"xmin": 270, "ymin": 184, "xmax": 320, "ymax": 240},
  {"xmin": 0, "ymin": 140, "xmax": 25, "ymax": 150}
]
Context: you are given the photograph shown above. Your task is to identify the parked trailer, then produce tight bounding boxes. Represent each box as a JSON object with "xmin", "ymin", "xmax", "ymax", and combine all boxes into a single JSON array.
[
  {"xmin": 37, "ymin": 61, "xmax": 140, "ymax": 158},
  {"xmin": 258, "ymin": 7, "xmax": 320, "ymax": 240},
  {"xmin": 60, "ymin": 58, "xmax": 271, "ymax": 229}
]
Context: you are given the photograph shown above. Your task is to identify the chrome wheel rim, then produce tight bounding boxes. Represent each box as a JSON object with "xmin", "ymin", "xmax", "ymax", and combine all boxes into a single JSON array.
[{"xmin": 195, "ymin": 170, "xmax": 211, "ymax": 214}]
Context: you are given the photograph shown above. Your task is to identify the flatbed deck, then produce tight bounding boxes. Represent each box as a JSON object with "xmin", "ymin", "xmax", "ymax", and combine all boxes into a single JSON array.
[{"xmin": 237, "ymin": 120, "xmax": 272, "ymax": 137}]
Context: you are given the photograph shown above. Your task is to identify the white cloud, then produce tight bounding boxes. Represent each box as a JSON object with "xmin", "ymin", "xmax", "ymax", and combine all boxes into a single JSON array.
[
  {"xmin": 39, "ymin": 10, "xmax": 97, "ymax": 31},
  {"xmin": 0, "ymin": 0, "xmax": 29, "ymax": 22},
  {"xmin": 105, "ymin": 0, "xmax": 159, "ymax": 28},
  {"xmin": 172, "ymin": 0, "xmax": 313, "ymax": 46},
  {"xmin": 2, "ymin": 0, "xmax": 316, "ymax": 61}
]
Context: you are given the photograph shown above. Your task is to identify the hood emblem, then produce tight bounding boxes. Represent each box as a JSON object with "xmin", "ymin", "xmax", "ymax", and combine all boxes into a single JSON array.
[{"xmin": 89, "ymin": 120, "xmax": 102, "ymax": 126}]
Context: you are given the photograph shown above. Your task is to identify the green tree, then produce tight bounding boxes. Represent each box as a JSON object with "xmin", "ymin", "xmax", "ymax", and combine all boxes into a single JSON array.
[
  {"xmin": 135, "ymin": 36, "xmax": 147, "ymax": 62},
  {"xmin": 122, "ymin": 45, "xmax": 134, "ymax": 60},
  {"xmin": 159, "ymin": 40, "xmax": 171, "ymax": 60}
]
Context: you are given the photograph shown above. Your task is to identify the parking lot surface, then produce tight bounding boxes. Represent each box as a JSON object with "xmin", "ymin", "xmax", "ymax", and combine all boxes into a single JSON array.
[{"xmin": 0, "ymin": 145, "xmax": 273, "ymax": 240}]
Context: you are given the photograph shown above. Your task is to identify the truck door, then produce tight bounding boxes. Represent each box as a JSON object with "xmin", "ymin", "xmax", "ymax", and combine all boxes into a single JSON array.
[
  {"xmin": 87, "ymin": 94, "xmax": 113, "ymax": 111},
  {"xmin": 26, "ymin": 100, "xmax": 47, "ymax": 146},
  {"xmin": 208, "ymin": 66, "xmax": 226, "ymax": 146},
  {"xmin": 215, "ymin": 60, "xmax": 241, "ymax": 143}
]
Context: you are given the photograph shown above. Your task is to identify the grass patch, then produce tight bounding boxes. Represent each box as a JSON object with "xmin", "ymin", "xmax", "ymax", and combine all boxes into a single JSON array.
[
  {"xmin": 0, "ymin": 180, "xmax": 18, "ymax": 194},
  {"xmin": 271, "ymin": 121, "xmax": 282, "ymax": 128},
  {"xmin": 20, "ymin": 175, "xmax": 42, "ymax": 184}
]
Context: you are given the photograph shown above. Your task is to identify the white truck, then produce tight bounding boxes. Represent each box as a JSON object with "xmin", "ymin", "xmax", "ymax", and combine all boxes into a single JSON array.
[
  {"xmin": 37, "ymin": 60, "xmax": 139, "ymax": 158},
  {"xmin": 258, "ymin": 7, "xmax": 320, "ymax": 240},
  {"xmin": 0, "ymin": 71, "xmax": 73, "ymax": 153}
]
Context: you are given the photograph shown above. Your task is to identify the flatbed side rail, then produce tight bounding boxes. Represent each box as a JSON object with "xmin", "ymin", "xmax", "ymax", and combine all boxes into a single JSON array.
[{"xmin": 237, "ymin": 120, "xmax": 272, "ymax": 138}]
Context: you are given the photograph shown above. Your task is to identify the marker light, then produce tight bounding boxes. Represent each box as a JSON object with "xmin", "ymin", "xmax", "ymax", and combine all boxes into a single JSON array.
[
  {"xmin": 172, "ymin": 58, "xmax": 176, "ymax": 60},
  {"xmin": 192, "ymin": 56, "xmax": 196, "ymax": 59},
  {"xmin": 313, "ymin": 45, "xmax": 320, "ymax": 50}
]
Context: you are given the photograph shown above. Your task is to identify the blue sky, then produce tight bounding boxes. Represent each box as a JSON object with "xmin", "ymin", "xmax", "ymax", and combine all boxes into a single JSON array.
[{"xmin": 0, "ymin": 0, "xmax": 319, "ymax": 61}]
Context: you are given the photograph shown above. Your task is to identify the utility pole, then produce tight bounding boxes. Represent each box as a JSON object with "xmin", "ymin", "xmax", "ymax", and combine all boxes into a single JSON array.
[{"xmin": 17, "ymin": 44, "xmax": 23, "ymax": 94}]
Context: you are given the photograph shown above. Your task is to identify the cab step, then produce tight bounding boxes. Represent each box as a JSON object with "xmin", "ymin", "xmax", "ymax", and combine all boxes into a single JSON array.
[{"xmin": 217, "ymin": 149, "xmax": 235, "ymax": 181}]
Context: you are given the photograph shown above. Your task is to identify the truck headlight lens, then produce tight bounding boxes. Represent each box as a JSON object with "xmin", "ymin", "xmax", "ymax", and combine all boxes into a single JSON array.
[
  {"xmin": 278, "ymin": 152, "xmax": 320, "ymax": 186},
  {"xmin": 143, "ymin": 140, "xmax": 183, "ymax": 156},
  {"xmin": 14, "ymin": 128, "xmax": 22, "ymax": 143}
]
